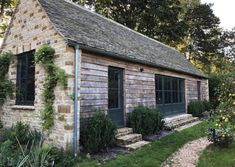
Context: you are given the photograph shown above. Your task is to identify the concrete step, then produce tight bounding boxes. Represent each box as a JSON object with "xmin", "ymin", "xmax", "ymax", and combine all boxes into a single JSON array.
[
  {"xmin": 164, "ymin": 116, "xmax": 199, "ymax": 130},
  {"xmin": 116, "ymin": 128, "xmax": 133, "ymax": 138},
  {"xmin": 124, "ymin": 141, "xmax": 150, "ymax": 150},
  {"xmin": 116, "ymin": 134, "xmax": 142, "ymax": 146}
]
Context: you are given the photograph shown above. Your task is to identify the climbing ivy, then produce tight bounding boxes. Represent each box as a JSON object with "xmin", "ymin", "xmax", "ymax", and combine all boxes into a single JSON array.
[
  {"xmin": 35, "ymin": 44, "xmax": 68, "ymax": 130},
  {"xmin": 0, "ymin": 52, "xmax": 14, "ymax": 106}
]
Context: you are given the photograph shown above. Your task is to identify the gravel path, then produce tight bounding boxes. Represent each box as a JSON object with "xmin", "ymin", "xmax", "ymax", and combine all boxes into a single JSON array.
[{"xmin": 162, "ymin": 137, "xmax": 212, "ymax": 167}]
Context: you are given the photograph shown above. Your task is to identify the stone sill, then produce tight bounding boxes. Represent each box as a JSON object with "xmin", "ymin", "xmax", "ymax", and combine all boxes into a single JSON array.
[{"xmin": 11, "ymin": 105, "xmax": 35, "ymax": 111}]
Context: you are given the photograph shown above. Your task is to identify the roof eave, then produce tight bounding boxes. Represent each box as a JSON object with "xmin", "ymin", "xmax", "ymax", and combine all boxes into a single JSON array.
[{"xmin": 67, "ymin": 39, "xmax": 208, "ymax": 79}]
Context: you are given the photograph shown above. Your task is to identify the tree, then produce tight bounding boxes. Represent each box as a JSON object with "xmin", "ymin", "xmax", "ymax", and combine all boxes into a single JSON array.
[
  {"xmin": 181, "ymin": 4, "xmax": 226, "ymax": 73},
  {"xmin": 73, "ymin": 0, "xmax": 188, "ymax": 47},
  {"xmin": 0, "ymin": 0, "xmax": 17, "ymax": 38}
]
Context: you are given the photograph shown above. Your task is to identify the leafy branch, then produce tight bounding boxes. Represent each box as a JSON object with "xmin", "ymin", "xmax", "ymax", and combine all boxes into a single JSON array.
[{"xmin": 35, "ymin": 44, "xmax": 67, "ymax": 130}]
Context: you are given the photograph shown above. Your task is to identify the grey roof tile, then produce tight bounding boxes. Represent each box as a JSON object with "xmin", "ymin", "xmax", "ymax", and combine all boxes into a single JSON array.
[{"xmin": 38, "ymin": 0, "xmax": 207, "ymax": 78}]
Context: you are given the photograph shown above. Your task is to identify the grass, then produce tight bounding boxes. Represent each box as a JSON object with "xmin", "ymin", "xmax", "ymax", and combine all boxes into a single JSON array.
[
  {"xmin": 197, "ymin": 142, "xmax": 235, "ymax": 167},
  {"xmin": 78, "ymin": 121, "xmax": 210, "ymax": 167}
]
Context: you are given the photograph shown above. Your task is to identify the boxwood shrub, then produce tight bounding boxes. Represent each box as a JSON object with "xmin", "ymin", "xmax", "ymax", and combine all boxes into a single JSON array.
[
  {"xmin": 188, "ymin": 100, "xmax": 206, "ymax": 117},
  {"xmin": 0, "ymin": 119, "xmax": 2, "ymax": 129},
  {"xmin": 80, "ymin": 112, "xmax": 117, "ymax": 153},
  {"xmin": 203, "ymin": 100, "xmax": 211, "ymax": 111},
  {"xmin": 127, "ymin": 106, "xmax": 164, "ymax": 136}
]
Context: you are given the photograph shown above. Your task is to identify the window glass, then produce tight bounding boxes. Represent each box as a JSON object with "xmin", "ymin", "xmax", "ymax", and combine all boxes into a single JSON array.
[
  {"xmin": 155, "ymin": 75, "xmax": 184, "ymax": 105},
  {"xmin": 172, "ymin": 91, "xmax": 178, "ymax": 103},
  {"xmin": 158, "ymin": 76, "xmax": 162, "ymax": 90},
  {"xmin": 164, "ymin": 77, "xmax": 171, "ymax": 90},
  {"xmin": 108, "ymin": 89, "xmax": 119, "ymax": 108},
  {"xmin": 197, "ymin": 81, "xmax": 201, "ymax": 100},
  {"xmin": 156, "ymin": 91, "xmax": 163, "ymax": 104},
  {"xmin": 164, "ymin": 91, "xmax": 172, "ymax": 103},
  {"xmin": 108, "ymin": 67, "xmax": 122, "ymax": 109},
  {"xmin": 172, "ymin": 78, "xmax": 178, "ymax": 91},
  {"xmin": 16, "ymin": 51, "xmax": 35, "ymax": 105}
]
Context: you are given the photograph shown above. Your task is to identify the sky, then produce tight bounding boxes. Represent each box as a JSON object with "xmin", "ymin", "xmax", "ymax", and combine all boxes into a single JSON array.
[{"xmin": 201, "ymin": 0, "xmax": 235, "ymax": 30}]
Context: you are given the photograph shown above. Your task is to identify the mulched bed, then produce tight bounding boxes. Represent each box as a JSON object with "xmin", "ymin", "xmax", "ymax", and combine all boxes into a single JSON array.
[
  {"xmin": 89, "ymin": 130, "xmax": 174, "ymax": 163},
  {"xmin": 89, "ymin": 147, "xmax": 129, "ymax": 163},
  {"xmin": 144, "ymin": 130, "xmax": 175, "ymax": 141}
]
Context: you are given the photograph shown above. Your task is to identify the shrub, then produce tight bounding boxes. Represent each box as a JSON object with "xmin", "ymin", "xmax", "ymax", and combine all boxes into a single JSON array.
[
  {"xmin": 50, "ymin": 147, "xmax": 76, "ymax": 167},
  {"xmin": 208, "ymin": 71, "xmax": 235, "ymax": 148},
  {"xmin": 0, "ymin": 122, "xmax": 41, "ymax": 146},
  {"xmin": 80, "ymin": 112, "xmax": 117, "ymax": 153},
  {"xmin": 0, "ymin": 122, "xmax": 77, "ymax": 167},
  {"xmin": 203, "ymin": 100, "xmax": 211, "ymax": 111},
  {"xmin": 208, "ymin": 128, "xmax": 233, "ymax": 147},
  {"xmin": 127, "ymin": 106, "xmax": 164, "ymax": 136},
  {"xmin": 0, "ymin": 119, "xmax": 2, "ymax": 129},
  {"xmin": 188, "ymin": 100, "xmax": 205, "ymax": 117},
  {"xmin": 209, "ymin": 73, "xmax": 223, "ymax": 109}
]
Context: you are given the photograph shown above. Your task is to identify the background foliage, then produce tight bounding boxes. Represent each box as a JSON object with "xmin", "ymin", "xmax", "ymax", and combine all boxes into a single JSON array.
[
  {"xmin": 0, "ymin": 52, "xmax": 14, "ymax": 106},
  {"xmin": 208, "ymin": 71, "xmax": 235, "ymax": 147},
  {"xmin": 0, "ymin": 0, "xmax": 17, "ymax": 38}
]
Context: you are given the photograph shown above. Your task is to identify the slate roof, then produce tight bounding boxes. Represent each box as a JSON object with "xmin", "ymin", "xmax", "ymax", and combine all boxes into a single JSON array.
[{"xmin": 38, "ymin": 0, "xmax": 207, "ymax": 78}]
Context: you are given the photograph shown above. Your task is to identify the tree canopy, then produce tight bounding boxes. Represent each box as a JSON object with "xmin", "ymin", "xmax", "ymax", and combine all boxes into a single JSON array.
[
  {"xmin": 72, "ymin": 0, "xmax": 234, "ymax": 73},
  {"xmin": 0, "ymin": 0, "xmax": 17, "ymax": 37},
  {"xmin": 73, "ymin": 0, "xmax": 189, "ymax": 47}
]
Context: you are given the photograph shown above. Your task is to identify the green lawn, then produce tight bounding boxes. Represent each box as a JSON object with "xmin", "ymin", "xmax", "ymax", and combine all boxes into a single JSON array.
[
  {"xmin": 197, "ymin": 142, "xmax": 235, "ymax": 167},
  {"xmin": 78, "ymin": 121, "xmax": 209, "ymax": 167}
]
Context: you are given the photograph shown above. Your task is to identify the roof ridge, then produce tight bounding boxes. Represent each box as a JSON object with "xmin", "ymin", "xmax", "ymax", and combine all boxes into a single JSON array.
[{"xmin": 63, "ymin": 0, "xmax": 183, "ymax": 55}]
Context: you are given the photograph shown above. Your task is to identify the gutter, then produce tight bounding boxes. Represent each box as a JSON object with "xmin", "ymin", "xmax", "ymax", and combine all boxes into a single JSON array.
[
  {"xmin": 67, "ymin": 39, "xmax": 208, "ymax": 79},
  {"xmin": 73, "ymin": 45, "xmax": 80, "ymax": 157}
]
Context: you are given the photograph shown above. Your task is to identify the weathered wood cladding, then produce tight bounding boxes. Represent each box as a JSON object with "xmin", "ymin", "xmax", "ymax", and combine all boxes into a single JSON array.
[
  {"xmin": 80, "ymin": 58, "xmax": 108, "ymax": 118},
  {"xmin": 80, "ymin": 52, "xmax": 209, "ymax": 118}
]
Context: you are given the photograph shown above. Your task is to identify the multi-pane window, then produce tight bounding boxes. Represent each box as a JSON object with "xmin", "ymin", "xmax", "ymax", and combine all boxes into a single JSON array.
[
  {"xmin": 155, "ymin": 75, "xmax": 184, "ymax": 105},
  {"xmin": 16, "ymin": 51, "xmax": 35, "ymax": 105}
]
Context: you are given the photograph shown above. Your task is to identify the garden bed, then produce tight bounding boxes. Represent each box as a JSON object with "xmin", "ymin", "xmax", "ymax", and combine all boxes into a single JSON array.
[{"xmin": 78, "ymin": 121, "xmax": 209, "ymax": 167}]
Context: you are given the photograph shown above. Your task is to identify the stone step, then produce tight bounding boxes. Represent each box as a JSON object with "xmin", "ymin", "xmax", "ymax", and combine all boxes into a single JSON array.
[
  {"xmin": 164, "ymin": 116, "xmax": 199, "ymax": 130},
  {"xmin": 164, "ymin": 114, "xmax": 193, "ymax": 124},
  {"xmin": 116, "ymin": 128, "xmax": 133, "ymax": 138},
  {"xmin": 124, "ymin": 141, "xmax": 150, "ymax": 150},
  {"xmin": 175, "ymin": 120, "xmax": 202, "ymax": 132},
  {"xmin": 116, "ymin": 134, "xmax": 142, "ymax": 146}
]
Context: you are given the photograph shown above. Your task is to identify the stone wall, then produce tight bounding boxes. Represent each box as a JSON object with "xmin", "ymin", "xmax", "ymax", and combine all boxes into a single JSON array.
[
  {"xmin": 80, "ymin": 52, "xmax": 209, "ymax": 122},
  {"xmin": 0, "ymin": 0, "xmax": 75, "ymax": 149}
]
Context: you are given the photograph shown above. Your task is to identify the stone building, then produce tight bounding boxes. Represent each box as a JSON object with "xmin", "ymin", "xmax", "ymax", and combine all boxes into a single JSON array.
[{"xmin": 0, "ymin": 0, "xmax": 208, "ymax": 149}]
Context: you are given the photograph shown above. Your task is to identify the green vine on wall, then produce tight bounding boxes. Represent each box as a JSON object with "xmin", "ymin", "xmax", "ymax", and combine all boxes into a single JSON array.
[
  {"xmin": 0, "ymin": 52, "xmax": 14, "ymax": 106},
  {"xmin": 35, "ymin": 44, "xmax": 68, "ymax": 130}
]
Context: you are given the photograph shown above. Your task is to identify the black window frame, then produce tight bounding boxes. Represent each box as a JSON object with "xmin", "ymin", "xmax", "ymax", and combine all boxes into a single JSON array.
[
  {"xmin": 16, "ymin": 51, "xmax": 35, "ymax": 106},
  {"xmin": 155, "ymin": 74, "xmax": 185, "ymax": 105},
  {"xmin": 197, "ymin": 81, "xmax": 201, "ymax": 100},
  {"xmin": 108, "ymin": 66, "xmax": 123, "ymax": 110}
]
